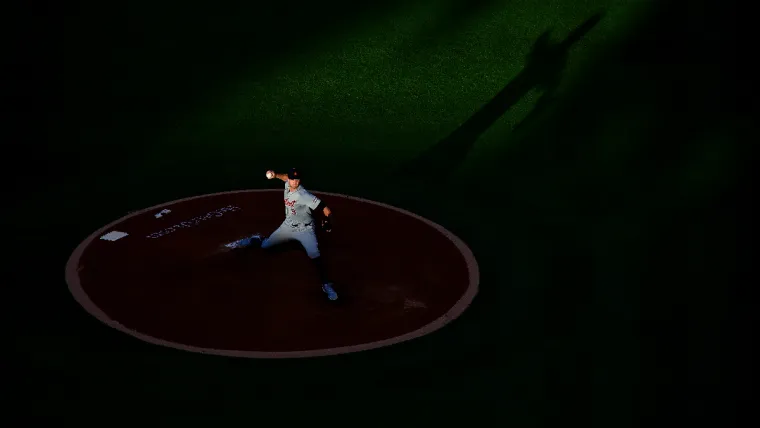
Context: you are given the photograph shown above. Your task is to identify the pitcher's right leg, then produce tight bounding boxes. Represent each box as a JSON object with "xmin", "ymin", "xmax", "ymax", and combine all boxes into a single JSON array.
[
  {"xmin": 225, "ymin": 223, "xmax": 291, "ymax": 250},
  {"xmin": 225, "ymin": 233, "xmax": 263, "ymax": 249},
  {"xmin": 260, "ymin": 224, "xmax": 292, "ymax": 250}
]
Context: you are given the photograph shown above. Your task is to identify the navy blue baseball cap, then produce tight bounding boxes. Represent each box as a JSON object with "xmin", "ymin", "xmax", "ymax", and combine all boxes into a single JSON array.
[{"xmin": 287, "ymin": 168, "xmax": 301, "ymax": 180}]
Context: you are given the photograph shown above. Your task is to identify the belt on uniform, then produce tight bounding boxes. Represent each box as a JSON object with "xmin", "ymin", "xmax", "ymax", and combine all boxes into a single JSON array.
[{"xmin": 288, "ymin": 222, "xmax": 313, "ymax": 228}]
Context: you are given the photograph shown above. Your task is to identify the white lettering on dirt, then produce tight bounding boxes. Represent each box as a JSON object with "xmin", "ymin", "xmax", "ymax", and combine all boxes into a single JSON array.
[{"xmin": 146, "ymin": 205, "xmax": 241, "ymax": 239}]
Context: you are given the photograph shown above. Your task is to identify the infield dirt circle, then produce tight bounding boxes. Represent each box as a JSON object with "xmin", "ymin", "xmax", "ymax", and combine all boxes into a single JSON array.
[{"xmin": 65, "ymin": 190, "xmax": 479, "ymax": 358}]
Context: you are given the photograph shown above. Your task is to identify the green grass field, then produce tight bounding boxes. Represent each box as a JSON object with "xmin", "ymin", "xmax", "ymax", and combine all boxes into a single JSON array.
[
  {"xmin": 51, "ymin": 0, "xmax": 640, "ymax": 198},
  {"xmin": 12, "ymin": 0, "xmax": 745, "ymax": 421}
]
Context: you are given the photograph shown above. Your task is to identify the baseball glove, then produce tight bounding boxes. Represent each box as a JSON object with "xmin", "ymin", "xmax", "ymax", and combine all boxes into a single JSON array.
[{"xmin": 321, "ymin": 216, "xmax": 332, "ymax": 233}]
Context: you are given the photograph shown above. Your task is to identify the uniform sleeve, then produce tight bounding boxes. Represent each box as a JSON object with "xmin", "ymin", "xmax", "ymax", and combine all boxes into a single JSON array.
[{"xmin": 302, "ymin": 190, "xmax": 321, "ymax": 210}]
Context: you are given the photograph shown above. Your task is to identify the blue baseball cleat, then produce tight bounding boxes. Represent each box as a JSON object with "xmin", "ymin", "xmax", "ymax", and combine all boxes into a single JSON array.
[
  {"xmin": 224, "ymin": 233, "xmax": 262, "ymax": 249},
  {"xmin": 322, "ymin": 283, "xmax": 338, "ymax": 301}
]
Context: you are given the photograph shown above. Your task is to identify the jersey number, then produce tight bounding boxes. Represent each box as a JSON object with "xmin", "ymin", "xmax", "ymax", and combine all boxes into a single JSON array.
[{"xmin": 291, "ymin": 208, "xmax": 296, "ymax": 215}]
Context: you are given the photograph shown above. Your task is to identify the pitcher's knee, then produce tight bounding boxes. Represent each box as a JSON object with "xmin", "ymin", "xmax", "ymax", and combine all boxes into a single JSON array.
[
  {"xmin": 260, "ymin": 238, "xmax": 272, "ymax": 249},
  {"xmin": 307, "ymin": 249, "xmax": 321, "ymax": 259}
]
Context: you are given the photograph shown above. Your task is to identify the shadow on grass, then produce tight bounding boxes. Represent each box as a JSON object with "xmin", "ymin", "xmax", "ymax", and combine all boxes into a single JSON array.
[
  {"xmin": 394, "ymin": 12, "xmax": 604, "ymax": 185},
  {"xmin": 450, "ymin": 0, "xmax": 743, "ymax": 418}
]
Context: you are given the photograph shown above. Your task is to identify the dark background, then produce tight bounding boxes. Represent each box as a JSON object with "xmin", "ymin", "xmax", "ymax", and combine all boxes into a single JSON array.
[{"xmin": 8, "ymin": 0, "xmax": 749, "ymax": 423}]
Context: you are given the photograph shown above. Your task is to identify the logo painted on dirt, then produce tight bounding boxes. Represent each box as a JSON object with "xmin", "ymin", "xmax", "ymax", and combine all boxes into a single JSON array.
[
  {"xmin": 100, "ymin": 231, "xmax": 129, "ymax": 242},
  {"xmin": 146, "ymin": 205, "xmax": 240, "ymax": 239},
  {"xmin": 154, "ymin": 209, "xmax": 172, "ymax": 218}
]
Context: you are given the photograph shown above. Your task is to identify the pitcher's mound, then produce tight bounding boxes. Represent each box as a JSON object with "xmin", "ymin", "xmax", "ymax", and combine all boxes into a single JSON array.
[{"xmin": 65, "ymin": 190, "xmax": 478, "ymax": 358}]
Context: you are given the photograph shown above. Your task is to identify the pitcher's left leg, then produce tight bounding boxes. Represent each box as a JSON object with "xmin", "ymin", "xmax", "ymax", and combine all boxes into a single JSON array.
[{"xmin": 295, "ymin": 229, "xmax": 337, "ymax": 301}]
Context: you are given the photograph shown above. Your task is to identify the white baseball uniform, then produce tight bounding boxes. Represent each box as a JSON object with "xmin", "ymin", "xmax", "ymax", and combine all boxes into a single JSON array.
[{"xmin": 261, "ymin": 181, "xmax": 322, "ymax": 259}]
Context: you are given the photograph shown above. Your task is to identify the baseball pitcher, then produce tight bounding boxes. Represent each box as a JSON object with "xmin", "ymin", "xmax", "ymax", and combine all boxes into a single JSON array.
[{"xmin": 225, "ymin": 167, "xmax": 338, "ymax": 301}]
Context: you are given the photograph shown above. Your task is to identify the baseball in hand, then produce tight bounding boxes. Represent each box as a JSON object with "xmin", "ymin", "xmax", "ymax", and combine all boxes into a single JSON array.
[{"xmin": 266, "ymin": 171, "xmax": 274, "ymax": 179}]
